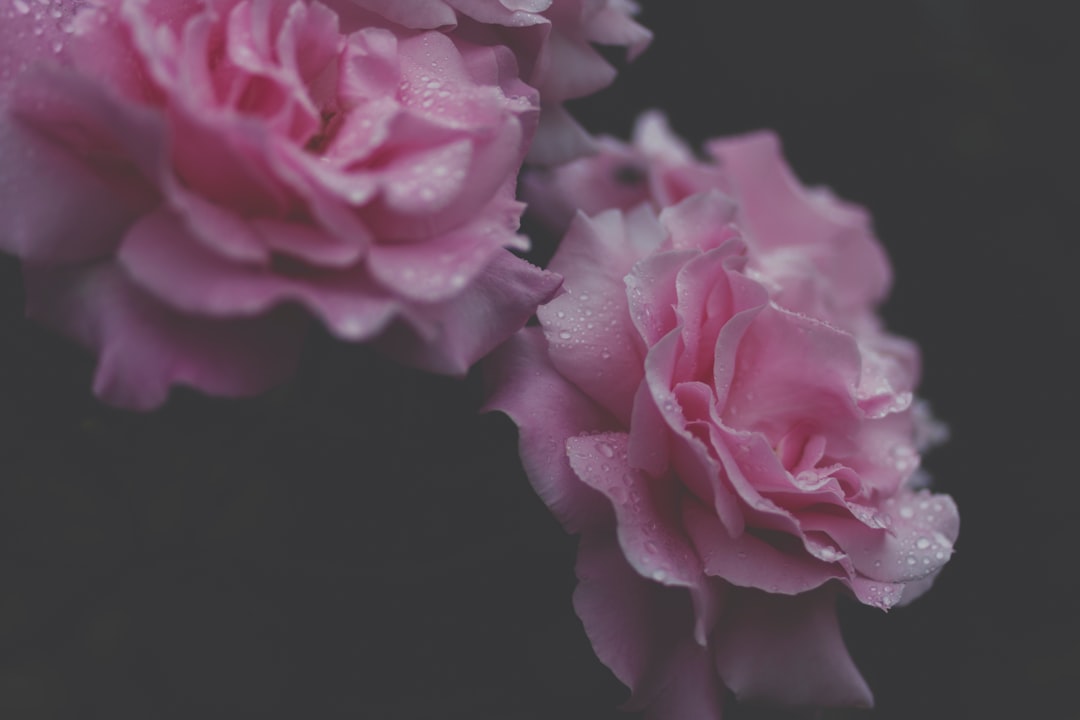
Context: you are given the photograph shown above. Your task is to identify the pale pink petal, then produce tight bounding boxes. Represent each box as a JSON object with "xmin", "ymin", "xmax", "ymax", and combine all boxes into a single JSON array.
[
  {"xmin": 448, "ymin": 0, "xmax": 548, "ymax": 26},
  {"xmin": 538, "ymin": 208, "xmax": 664, "ymax": 422},
  {"xmin": 625, "ymin": 248, "xmax": 698, "ymax": 347},
  {"xmin": 706, "ymin": 131, "xmax": 892, "ymax": 311},
  {"xmin": 721, "ymin": 303, "xmax": 863, "ymax": 448},
  {"xmin": 632, "ymin": 111, "xmax": 696, "ymax": 165},
  {"xmin": 586, "ymin": 1, "xmax": 652, "ymax": 61},
  {"xmin": 803, "ymin": 489, "xmax": 959, "ymax": 585},
  {"xmin": 659, "ymin": 190, "xmax": 740, "ymax": 254}
]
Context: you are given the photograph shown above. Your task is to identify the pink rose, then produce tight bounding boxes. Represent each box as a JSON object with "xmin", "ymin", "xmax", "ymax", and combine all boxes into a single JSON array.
[
  {"xmin": 525, "ymin": 111, "xmax": 919, "ymax": 398},
  {"xmin": 347, "ymin": 0, "xmax": 653, "ymax": 164},
  {"xmin": 487, "ymin": 136, "xmax": 958, "ymax": 715},
  {"xmin": 0, "ymin": 0, "xmax": 561, "ymax": 409}
]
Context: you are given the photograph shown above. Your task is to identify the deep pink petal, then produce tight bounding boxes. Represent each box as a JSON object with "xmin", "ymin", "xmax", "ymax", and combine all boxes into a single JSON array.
[
  {"xmin": 567, "ymin": 432, "xmax": 704, "ymax": 591},
  {"xmin": 714, "ymin": 587, "xmax": 874, "ymax": 709},
  {"xmin": 483, "ymin": 327, "xmax": 615, "ymax": 533},
  {"xmin": 1, "ymin": 66, "xmax": 164, "ymax": 263},
  {"xmin": 365, "ymin": 187, "xmax": 526, "ymax": 303},
  {"xmin": 526, "ymin": 102, "xmax": 596, "ymax": 165},
  {"xmin": 643, "ymin": 330, "xmax": 745, "ymax": 536},
  {"xmin": 342, "ymin": 0, "xmax": 458, "ymax": 29},
  {"xmin": 683, "ymin": 497, "xmax": 841, "ymax": 595},
  {"xmin": 520, "ymin": 136, "xmax": 652, "ymax": 232},
  {"xmin": 573, "ymin": 530, "xmax": 725, "ymax": 720},
  {"xmin": 0, "ymin": 0, "xmax": 81, "ymax": 100},
  {"xmin": 380, "ymin": 250, "xmax": 561, "ymax": 375},
  {"xmin": 24, "ymin": 262, "xmax": 306, "ymax": 410},
  {"xmin": 117, "ymin": 207, "xmax": 400, "ymax": 341}
]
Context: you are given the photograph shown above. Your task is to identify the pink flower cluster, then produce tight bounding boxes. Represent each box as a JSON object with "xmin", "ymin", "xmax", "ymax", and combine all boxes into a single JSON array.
[
  {"xmin": 487, "ymin": 113, "xmax": 959, "ymax": 717},
  {"xmin": 2, "ymin": 0, "xmax": 959, "ymax": 713},
  {"xmin": 0, "ymin": 0, "xmax": 646, "ymax": 408}
]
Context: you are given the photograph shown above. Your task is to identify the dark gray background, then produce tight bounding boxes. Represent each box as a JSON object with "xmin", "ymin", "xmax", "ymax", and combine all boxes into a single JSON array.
[{"xmin": 2, "ymin": 1, "xmax": 1076, "ymax": 718}]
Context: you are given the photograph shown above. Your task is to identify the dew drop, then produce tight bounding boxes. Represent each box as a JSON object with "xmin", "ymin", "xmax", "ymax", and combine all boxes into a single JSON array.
[
  {"xmin": 597, "ymin": 441, "xmax": 615, "ymax": 459},
  {"xmin": 916, "ymin": 537, "xmax": 931, "ymax": 550}
]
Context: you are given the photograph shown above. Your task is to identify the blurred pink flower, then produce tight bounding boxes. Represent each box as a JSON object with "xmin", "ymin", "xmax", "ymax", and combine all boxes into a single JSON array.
[
  {"xmin": 0, "ymin": 0, "xmax": 564, "ymax": 408},
  {"xmin": 488, "ymin": 121, "xmax": 958, "ymax": 717}
]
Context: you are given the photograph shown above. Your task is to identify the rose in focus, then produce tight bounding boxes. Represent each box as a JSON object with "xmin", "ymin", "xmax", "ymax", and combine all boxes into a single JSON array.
[
  {"xmin": 0, "ymin": 0, "xmax": 582, "ymax": 408},
  {"xmin": 488, "ymin": 119, "xmax": 958, "ymax": 717}
]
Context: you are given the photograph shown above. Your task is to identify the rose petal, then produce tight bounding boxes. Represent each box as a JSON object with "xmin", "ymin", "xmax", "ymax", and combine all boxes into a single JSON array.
[
  {"xmin": 483, "ymin": 326, "xmax": 614, "ymax": 533},
  {"xmin": 24, "ymin": 262, "xmax": 306, "ymax": 410},
  {"xmin": 380, "ymin": 250, "xmax": 561, "ymax": 375},
  {"xmin": 683, "ymin": 497, "xmax": 842, "ymax": 595},
  {"xmin": 722, "ymin": 302, "xmax": 863, "ymax": 448},
  {"xmin": 706, "ymin": 131, "xmax": 892, "ymax": 310},
  {"xmin": 567, "ymin": 432, "xmax": 704, "ymax": 590},
  {"xmin": 573, "ymin": 530, "xmax": 725, "ymax": 720},
  {"xmin": 714, "ymin": 587, "xmax": 874, "ymax": 708},
  {"xmin": 117, "ymin": 207, "xmax": 400, "ymax": 341},
  {"xmin": 539, "ymin": 208, "xmax": 664, "ymax": 422},
  {"xmin": 801, "ymin": 489, "xmax": 959, "ymax": 584}
]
